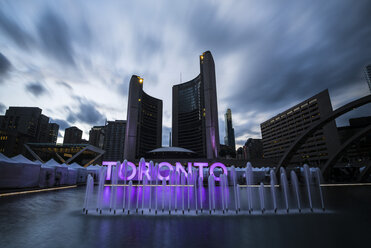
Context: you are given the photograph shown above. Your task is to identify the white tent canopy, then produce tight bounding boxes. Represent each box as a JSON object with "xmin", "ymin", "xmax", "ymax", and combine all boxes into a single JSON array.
[
  {"xmin": 43, "ymin": 159, "xmax": 68, "ymax": 185},
  {"xmin": 0, "ymin": 153, "xmax": 41, "ymax": 188},
  {"xmin": 12, "ymin": 154, "xmax": 42, "ymax": 165},
  {"xmin": 69, "ymin": 162, "xmax": 87, "ymax": 183},
  {"xmin": 61, "ymin": 163, "xmax": 77, "ymax": 185}
]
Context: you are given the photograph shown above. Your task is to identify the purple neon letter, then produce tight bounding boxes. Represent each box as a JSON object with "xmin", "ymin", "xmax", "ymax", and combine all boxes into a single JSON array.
[
  {"xmin": 158, "ymin": 162, "xmax": 174, "ymax": 181},
  {"xmin": 209, "ymin": 162, "xmax": 228, "ymax": 181},
  {"xmin": 175, "ymin": 162, "xmax": 190, "ymax": 177},
  {"xmin": 193, "ymin": 162, "xmax": 208, "ymax": 178},
  {"xmin": 126, "ymin": 162, "xmax": 137, "ymax": 180},
  {"xmin": 139, "ymin": 162, "xmax": 151, "ymax": 180},
  {"xmin": 103, "ymin": 161, "xmax": 117, "ymax": 180}
]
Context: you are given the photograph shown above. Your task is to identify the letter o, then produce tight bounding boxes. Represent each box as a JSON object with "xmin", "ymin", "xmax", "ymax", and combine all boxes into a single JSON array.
[
  {"xmin": 158, "ymin": 162, "xmax": 174, "ymax": 181},
  {"xmin": 209, "ymin": 162, "xmax": 228, "ymax": 181},
  {"xmin": 126, "ymin": 162, "xmax": 137, "ymax": 180}
]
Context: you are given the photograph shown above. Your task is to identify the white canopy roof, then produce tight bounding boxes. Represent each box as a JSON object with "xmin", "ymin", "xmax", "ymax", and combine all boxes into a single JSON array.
[
  {"xmin": 42, "ymin": 158, "xmax": 61, "ymax": 168},
  {"xmin": 0, "ymin": 153, "xmax": 13, "ymax": 162},
  {"xmin": 69, "ymin": 162, "xmax": 85, "ymax": 169},
  {"xmin": 12, "ymin": 154, "xmax": 42, "ymax": 165},
  {"xmin": 87, "ymin": 164, "xmax": 100, "ymax": 170}
]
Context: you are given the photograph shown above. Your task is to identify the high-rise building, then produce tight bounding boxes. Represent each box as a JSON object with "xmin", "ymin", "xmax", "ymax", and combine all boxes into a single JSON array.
[
  {"xmin": 124, "ymin": 76, "xmax": 162, "ymax": 160},
  {"xmin": 1, "ymin": 107, "xmax": 43, "ymax": 137},
  {"xmin": 224, "ymin": 108, "xmax": 236, "ymax": 151},
  {"xmin": 46, "ymin": 123, "xmax": 59, "ymax": 144},
  {"xmin": 243, "ymin": 138, "xmax": 263, "ymax": 160},
  {"xmin": 63, "ymin": 126, "xmax": 82, "ymax": 144},
  {"xmin": 103, "ymin": 120, "xmax": 126, "ymax": 161},
  {"xmin": 0, "ymin": 107, "xmax": 58, "ymax": 156},
  {"xmin": 260, "ymin": 89, "xmax": 340, "ymax": 166},
  {"xmin": 365, "ymin": 64, "xmax": 371, "ymax": 92},
  {"xmin": 172, "ymin": 51, "xmax": 220, "ymax": 159},
  {"xmin": 89, "ymin": 125, "xmax": 105, "ymax": 149}
]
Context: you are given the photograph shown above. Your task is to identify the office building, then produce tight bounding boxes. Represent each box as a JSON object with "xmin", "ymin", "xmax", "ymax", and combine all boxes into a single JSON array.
[
  {"xmin": 224, "ymin": 108, "xmax": 236, "ymax": 151},
  {"xmin": 63, "ymin": 126, "xmax": 82, "ymax": 144},
  {"xmin": 172, "ymin": 51, "xmax": 220, "ymax": 159},
  {"xmin": 0, "ymin": 107, "xmax": 58, "ymax": 156},
  {"xmin": 260, "ymin": 89, "xmax": 340, "ymax": 166},
  {"xmin": 104, "ymin": 120, "xmax": 126, "ymax": 161},
  {"xmin": 47, "ymin": 123, "xmax": 59, "ymax": 144},
  {"xmin": 89, "ymin": 125, "xmax": 105, "ymax": 149},
  {"xmin": 243, "ymin": 138, "xmax": 263, "ymax": 160},
  {"xmin": 124, "ymin": 75, "xmax": 162, "ymax": 160}
]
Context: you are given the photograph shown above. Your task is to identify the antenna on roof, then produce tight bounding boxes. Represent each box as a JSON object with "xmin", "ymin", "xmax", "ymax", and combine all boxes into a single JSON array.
[{"xmin": 180, "ymin": 72, "xmax": 182, "ymax": 83}]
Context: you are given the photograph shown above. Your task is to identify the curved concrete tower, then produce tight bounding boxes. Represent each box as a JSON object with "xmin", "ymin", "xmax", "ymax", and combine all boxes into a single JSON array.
[
  {"xmin": 172, "ymin": 51, "xmax": 220, "ymax": 159},
  {"xmin": 124, "ymin": 75, "xmax": 162, "ymax": 160}
]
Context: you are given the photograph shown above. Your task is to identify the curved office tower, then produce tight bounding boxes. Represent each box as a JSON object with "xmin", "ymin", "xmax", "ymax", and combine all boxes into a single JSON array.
[
  {"xmin": 124, "ymin": 75, "xmax": 162, "ymax": 160},
  {"xmin": 172, "ymin": 51, "xmax": 220, "ymax": 159}
]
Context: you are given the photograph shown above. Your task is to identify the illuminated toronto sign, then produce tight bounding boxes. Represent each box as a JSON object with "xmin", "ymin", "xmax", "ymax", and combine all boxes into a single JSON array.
[{"xmin": 102, "ymin": 161, "xmax": 228, "ymax": 182}]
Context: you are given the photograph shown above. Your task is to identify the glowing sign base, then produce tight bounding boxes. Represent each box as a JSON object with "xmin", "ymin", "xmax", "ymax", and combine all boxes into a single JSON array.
[{"xmin": 83, "ymin": 159, "xmax": 326, "ymax": 216}]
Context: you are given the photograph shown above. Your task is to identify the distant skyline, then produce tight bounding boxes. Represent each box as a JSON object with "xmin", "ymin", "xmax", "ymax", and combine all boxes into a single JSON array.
[{"xmin": 1, "ymin": 0, "xmax": 371, "ymax": 148}]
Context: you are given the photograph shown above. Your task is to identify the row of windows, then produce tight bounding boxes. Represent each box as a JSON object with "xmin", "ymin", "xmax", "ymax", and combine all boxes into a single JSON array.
[{"xmin": 261, "ymin": 100, "xmax": 318, "ymax": 129}]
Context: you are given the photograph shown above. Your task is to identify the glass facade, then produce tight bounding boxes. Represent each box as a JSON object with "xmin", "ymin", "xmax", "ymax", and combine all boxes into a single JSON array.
[
  {"xmin": 174, "ymin": 76, "xmax": 206, "ymax": 156},
  {"xmin": 137, "ymin": 91, "xmax": 162, "ymax": 157}
]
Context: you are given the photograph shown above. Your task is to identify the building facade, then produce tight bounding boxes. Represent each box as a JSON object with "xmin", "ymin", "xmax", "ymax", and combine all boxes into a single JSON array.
[
  {"xmin": 103, "ymin": 120, "xmax": 126, "ymax": 161},
  {"xmin": 243, "ymin": 138, "xmax": 263, "ymax": 160},
  {"xmin": 260, "ymin": 89, "xmax": 340, "ymax": 166},
  {"xmin": 46, "ymin": 123, "xmax": 59, "ymax": 144},
  {"xmin": 0, "ymin": 107, "xmax": 59, "ymax": 156},
  {"xmin": 224, "ymin": 108, "xmax": 236, "ymax": 151},
  {"xmin": 124, "ymin": 76, "xmax": 162, "ymax": 160},
  {"xmin": 89, "ymin": 125, "xmax": 105, "ymax": 149},
  {"xmin": 172, "ymin": 51, "xmax": 220, "ymax": 159},
  {"xmin": 63, "ymin": 126, "xmax": 82, "ymax": 144}
]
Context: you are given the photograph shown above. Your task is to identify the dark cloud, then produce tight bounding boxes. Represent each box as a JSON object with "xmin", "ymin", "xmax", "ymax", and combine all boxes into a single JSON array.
[
  {"xmin": 25, "ymin": 82, "xmax": 48, "ymax": 97},
  {"xmin": 67, "ymin": 113, "xmax": 77, "ymax": 124},
  {"xmin": 0, "ymin": 102, "xmax": 6, "ymax": 114},
  {"xmin": 75, "ymin": 102, "xmax": 105, "ymax": 125},
  {"xmin": 0, "ymin": 53, "xmax": 12, "ymax": 82},
  {"xmin": 50, "ymin": 118, "xmax": 69, "ymax": 130},
  {"xmin": 187, "ymin": 2, "xmax": 243, "ymax": 55},
  {"xmin": 37, "ymin": 9, "xmax": 75, "ymax": 65},
  {"xmin": 224, "ymin": 0, "xmax": 371, "ymax": 125},
  {"xmin": 66, "ymin": 97, "xmax": 106, "ymax": 126},
  {"xmin": 57, "ymin": 81, "xmax": 73, "ymax": 91},
  {"xmin": 0, "ymin": 10, "xmax": 34, "ymax": 49}
]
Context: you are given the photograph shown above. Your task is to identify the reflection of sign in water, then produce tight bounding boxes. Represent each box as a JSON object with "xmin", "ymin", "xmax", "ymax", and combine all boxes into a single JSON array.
[{"xmin": 103, "ymin": 161, "xmax": 228, "ymax": 182}]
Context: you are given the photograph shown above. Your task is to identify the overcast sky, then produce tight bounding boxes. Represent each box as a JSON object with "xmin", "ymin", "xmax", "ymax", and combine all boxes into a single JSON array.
[{"xmin": 0, "ymin": 0, "xmax": 370, "ymax": 147}]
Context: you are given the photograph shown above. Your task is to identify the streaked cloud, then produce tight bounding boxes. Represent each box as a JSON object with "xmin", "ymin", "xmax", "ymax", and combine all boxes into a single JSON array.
[{"xmin": 0, "ymin": 0, "xmax": 370, "ymax": 146}]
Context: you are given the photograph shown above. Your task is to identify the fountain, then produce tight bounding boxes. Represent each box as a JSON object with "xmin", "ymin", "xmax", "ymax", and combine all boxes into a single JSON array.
[
  {"xmin": 291, "ymin": 170, "xmax": 301, "ymax": 212},
  {"xmin": 83, "ymin": 174, "xmax": 94, "ymax": 214},
  {"xmin": 280, "ymin": 170, "xmax": 290, "ymax": 213},
  {"xmin": 303, "ymin": 164, "xmax": 313, "ymax": 211},
  {"xmin": 270, "ymin": 169, "xmax": 278, "ymax": 213},
  {"xmin": 83, "ymin": 159, "xmax": 327, "ymax": 216},
  {"xmin": 259, "ymin": 182, "xmax": 265, "ymax": 213}
]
